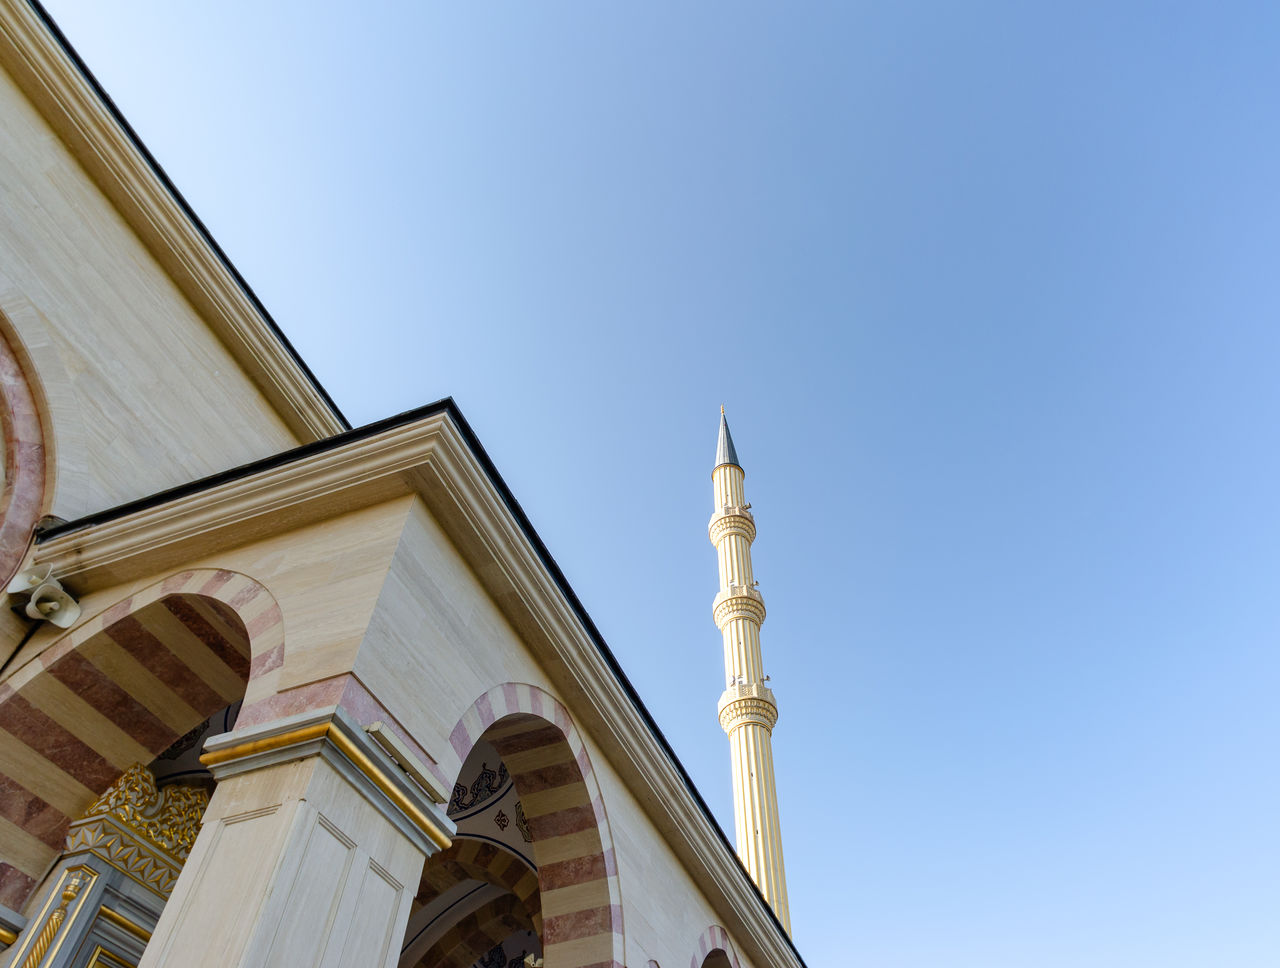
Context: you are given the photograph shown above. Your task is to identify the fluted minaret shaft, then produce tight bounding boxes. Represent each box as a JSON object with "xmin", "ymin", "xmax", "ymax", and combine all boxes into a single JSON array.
[{"xmin": 710, "ymin": 412, "xmax": 790, "ymax": 932}]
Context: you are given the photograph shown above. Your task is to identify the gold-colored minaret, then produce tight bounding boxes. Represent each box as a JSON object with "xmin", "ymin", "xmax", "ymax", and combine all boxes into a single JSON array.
[{"xmin": 710, "ymin": 407, "xmax": 790, "ymax": 932}]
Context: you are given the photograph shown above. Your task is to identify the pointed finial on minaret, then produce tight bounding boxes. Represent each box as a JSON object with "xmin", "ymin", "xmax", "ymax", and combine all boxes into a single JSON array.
[{"xmin": 715, "ymin": 408, "xmax": 740, "ymax": 471}]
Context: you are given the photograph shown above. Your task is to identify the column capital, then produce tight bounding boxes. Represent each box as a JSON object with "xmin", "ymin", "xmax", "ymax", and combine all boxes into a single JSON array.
[{"xmin": 201, "ymin": 707, "xmax": 454, "ymax": 856}]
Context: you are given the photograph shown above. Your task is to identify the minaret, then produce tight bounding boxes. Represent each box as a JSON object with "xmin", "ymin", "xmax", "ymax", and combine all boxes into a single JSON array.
[{"xmin": 709, "ymin": 408, "xmax": 791, "ymax": 932}]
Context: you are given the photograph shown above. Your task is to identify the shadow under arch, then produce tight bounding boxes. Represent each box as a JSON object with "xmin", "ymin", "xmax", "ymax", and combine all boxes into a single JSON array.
[
  {"xmin": 418, "ymin": 838, "xmax": 543, "ymax": 938},
  {"xmin": 445, "ymin": 682, "xmax": 624, "ymax": 968},
  {"xmin": 690, "ymin": 925, "xmax": 743, "ymax": 968},
  {"xmin": 0, "ymin": 567, "xmax": 284, "ymax": 910}
]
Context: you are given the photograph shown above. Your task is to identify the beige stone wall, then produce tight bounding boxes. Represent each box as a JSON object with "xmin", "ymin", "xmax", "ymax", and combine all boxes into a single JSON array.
[
  {"xmin": 354, "ymin": 499, "xmax": 546, "ymax": 760},
  {"xmin": 602, "ymin": 758, "xmax": 761, "ymax": 968},
  {"xmin": 0, "ymin": 64, "xmax": 302, "ymax": 523},
  {"xmin": 355, "ymin": 499, "xmax": 762, "ymax": 968}
]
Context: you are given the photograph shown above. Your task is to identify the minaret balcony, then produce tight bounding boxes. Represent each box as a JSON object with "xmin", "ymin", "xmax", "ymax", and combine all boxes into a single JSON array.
[
  {"xmin": 707, "ymin": 506, "xmax": 756, "ymax": 544},
  {"xmin": 717, "ymin": 682, "xmax": 779, "ymax": 731},
  {"xmin": 712, "ymin": 584, "xmax": 766, "ymax": 628}
]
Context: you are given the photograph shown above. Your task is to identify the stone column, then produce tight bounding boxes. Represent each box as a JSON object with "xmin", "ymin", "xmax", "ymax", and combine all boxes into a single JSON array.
[{"xmin": 138, "ymin": 708, "xmax": 453, "ymax": 968}]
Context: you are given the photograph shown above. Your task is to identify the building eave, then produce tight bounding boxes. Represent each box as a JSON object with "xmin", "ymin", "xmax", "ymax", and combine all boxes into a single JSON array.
[
  {"xmin": 0, "ymin": 0, "xmax": 348, "ymax": 440},
  {"xmin": 32, "ymin": 400, "xmax": 806, "ymax": 968}
]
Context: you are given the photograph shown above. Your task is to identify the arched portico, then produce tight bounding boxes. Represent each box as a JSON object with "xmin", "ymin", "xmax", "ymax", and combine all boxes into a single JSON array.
[
  {"xmin": 429, "ymin": 682, "xmax": 624, "ymax": 968},
  {"xmin": 0, "ymin": 568, "xmax": 282, "ymax": 911}
]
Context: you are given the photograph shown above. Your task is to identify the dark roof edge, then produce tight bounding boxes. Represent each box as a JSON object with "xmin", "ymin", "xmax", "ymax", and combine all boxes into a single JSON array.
[
  {"xmin": 25, "ymin": 0, "xmax": 350, "ymax": 432},
  {"xmin": 35, "ymin": 398, "xmax": 805, "ymax": 962}
]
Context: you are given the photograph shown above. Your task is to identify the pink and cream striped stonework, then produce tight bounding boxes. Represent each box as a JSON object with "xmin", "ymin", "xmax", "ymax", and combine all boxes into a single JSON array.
[
  {"xmin": 0, "ymin": 326, "xmax": 47, "ymax": 590},
  {"xmin": 690, "ymin": 925, "xmax": 743, "ymax": 968},
  {"xmin": 450, "ymin": 683, "xmax": 624, "ymax": 968},
  {"xmin": 0, "ymin": 569, "xmax": 282, "ymax": 911},
  {"xmin": 235, "ymin": 670, "xmax": 452, "ymax": 794}
]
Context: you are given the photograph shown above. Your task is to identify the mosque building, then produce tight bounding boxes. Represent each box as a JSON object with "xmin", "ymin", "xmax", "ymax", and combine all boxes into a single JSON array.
[{"xmin": 0, "ymin": 3, "xmax": 803, "ymax": 968}]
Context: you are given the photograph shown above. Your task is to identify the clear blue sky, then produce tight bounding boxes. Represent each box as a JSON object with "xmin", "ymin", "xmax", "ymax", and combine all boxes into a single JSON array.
[{"xmin": 38, "ymin": 2, "xmax": 1280, "ymax": 965}]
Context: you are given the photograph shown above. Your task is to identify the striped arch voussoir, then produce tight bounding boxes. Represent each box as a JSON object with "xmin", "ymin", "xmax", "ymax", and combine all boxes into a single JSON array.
[
  {"xmin": 0, "ymin": 568, "xmax": 283, "ymax": 911},
  {"xmin": 690, "ymin": 925, "xmax": 743, "ymax": 968},
  {"xmin": 449, "ymin": 684, "xmax": 611, "ymax": 838},
  {"xmin": 11, "ymin": 569, "xmax": 284, "ymax": 685},
  {"xmin": 449, "ymin": 683, "xmax": 625, "ymax": 968},
  {"xmin": 0, "ymin": 327, "xmax": 48, "ymax": 591}
]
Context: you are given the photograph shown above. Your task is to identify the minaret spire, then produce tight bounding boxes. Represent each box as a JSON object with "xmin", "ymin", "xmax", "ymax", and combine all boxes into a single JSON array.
[
  {"xmin": 709, "ymin": 410, "xmax": 791, "ymax": 931},
  {"xmin": 716, "ymin": 407, "xmax": 740, "ymax": 469}
]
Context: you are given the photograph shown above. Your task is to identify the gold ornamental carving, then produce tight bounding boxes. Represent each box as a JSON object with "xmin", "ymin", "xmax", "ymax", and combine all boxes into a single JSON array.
[
  {"xmin": 18, "ymin": 872, "xmax": 87, "ymax": 968},
  {"xmin": 80, "ymin": 764, "xmax": 207, "ymax": 855},
  {"xmin": 65, "ymin": 764, "xmax": 209, "ymax": 898},
  {"xmin": 7, "ymin": 866, "xmax": 98, "ymax": 968}
]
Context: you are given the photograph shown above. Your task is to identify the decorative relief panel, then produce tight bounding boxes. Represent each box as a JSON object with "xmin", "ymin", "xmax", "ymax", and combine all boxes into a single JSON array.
[
  {"xmin": 64, "ymin": 764, "xmax": 209, "ymax": 898},
  {"xmin": 449, "ymin": 759, "xmax": 510, "ymax": 814},
  {"xmin": 449, "ymin": 740, "xmax": 535, "ymax": 867}
]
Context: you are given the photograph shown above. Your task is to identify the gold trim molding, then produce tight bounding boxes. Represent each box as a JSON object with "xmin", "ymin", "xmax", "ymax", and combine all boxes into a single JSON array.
[
  {"xmin": 85, "ymin": 943, "xmax": 135, "ymax": 968},
  {"xmin": 98, "ymin": 906, "xmax": 152, "ymax": 944},
  {"xmin": 200, "ymin": 719, "xmax": 452, "ymax": 851}
]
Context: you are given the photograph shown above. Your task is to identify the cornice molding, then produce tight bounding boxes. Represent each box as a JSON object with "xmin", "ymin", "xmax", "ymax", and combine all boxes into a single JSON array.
[
  {"xmin": 0, "ymin": 0, "xmax": 344, "ymax": 441},
  {"xmin": 30, "ymin": 412, "xmax": 452, "ymax": 586},
  {"xmin": 33, "ymin": 410, "xmax": 804, "ymax": 968}
]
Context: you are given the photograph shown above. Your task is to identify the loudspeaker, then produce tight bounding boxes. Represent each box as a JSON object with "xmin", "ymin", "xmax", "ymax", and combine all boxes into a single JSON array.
[
  {"xmin": 24, "ymin": 581, "xmax": 81, "ymax": 629},
  {"xmin": 6, "ymin": 564, "xmax": 52, "ymax": 596}
]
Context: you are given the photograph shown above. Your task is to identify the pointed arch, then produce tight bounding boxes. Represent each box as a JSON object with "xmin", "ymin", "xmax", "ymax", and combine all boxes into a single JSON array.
[
  {"xmin": 690, "ymin": 925, "xmax": 743, "ymax": 968},
  {"xmin": 448, "ymin": 682, "xmax": 624, "ymax": 968},
  {"xmin": 0, "ymin": 568, "xmax": 283, "ymax": 910}
]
